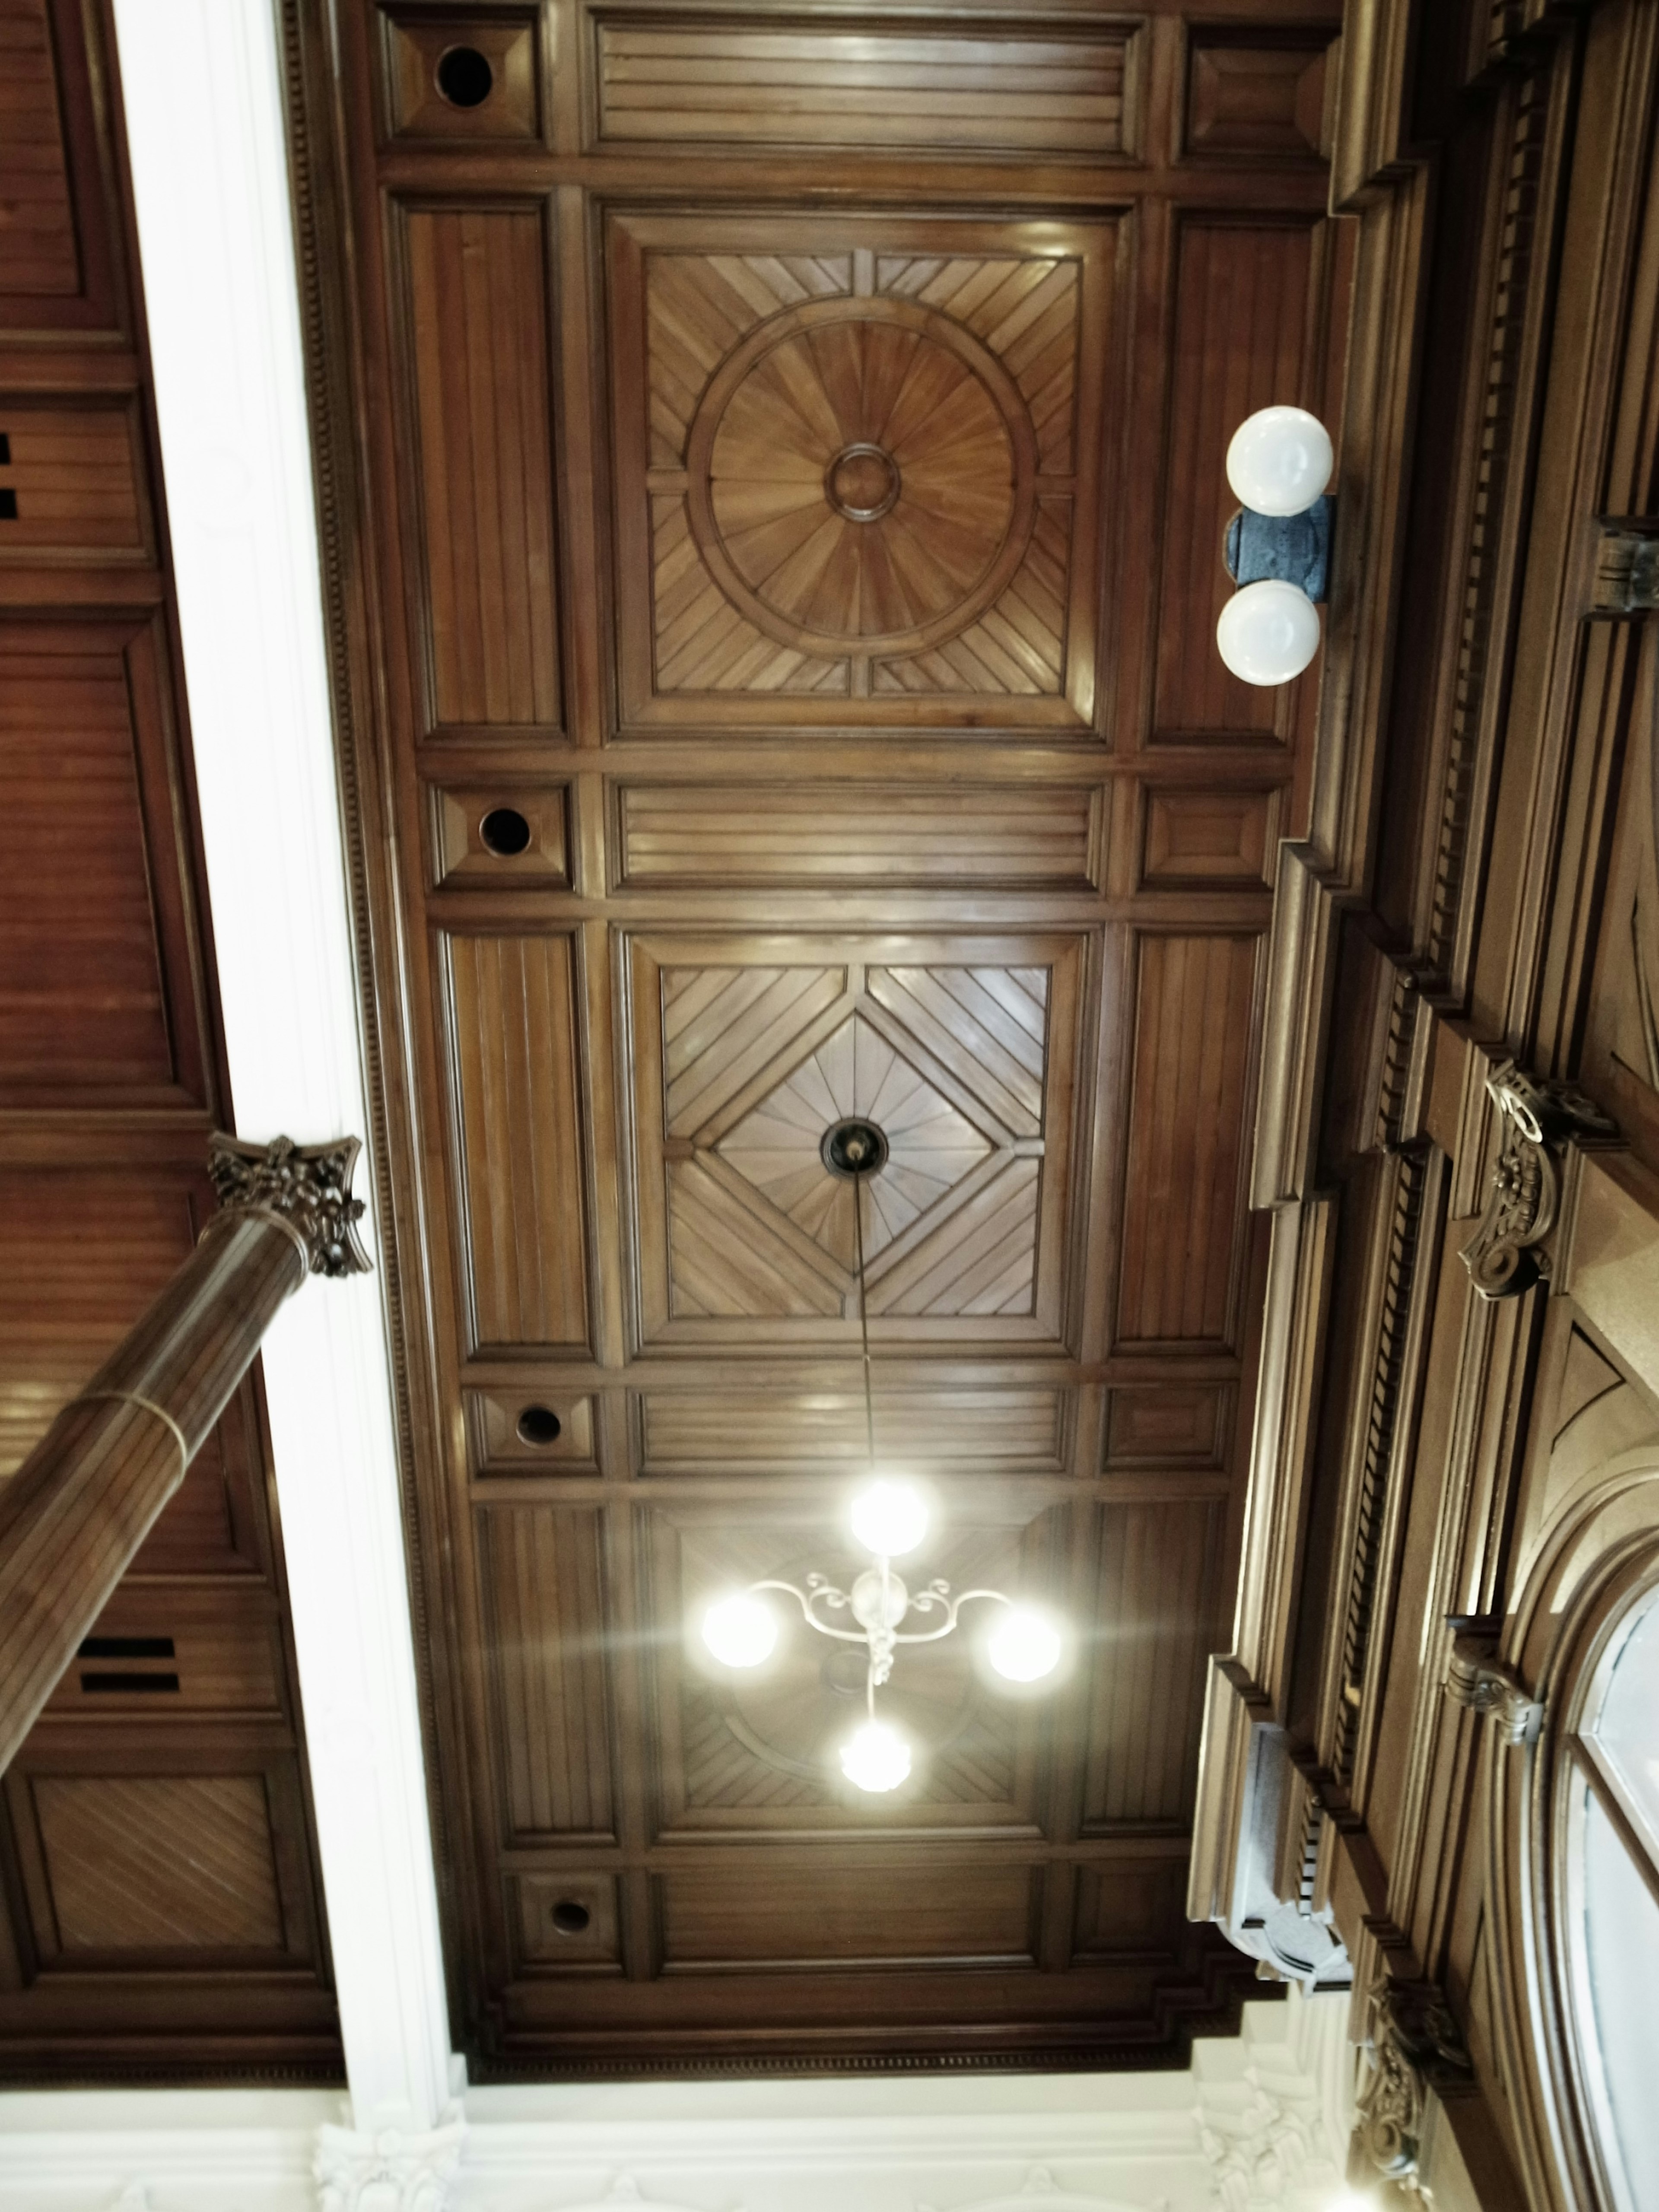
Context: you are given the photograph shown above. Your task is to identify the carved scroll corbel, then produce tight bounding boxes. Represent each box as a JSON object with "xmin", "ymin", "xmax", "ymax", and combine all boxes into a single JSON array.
[
  {"xmin": 1354, "ymin": 1974, "xmax": 1472, "ymax": 2197},
  {"xmin": 1445, "ymin": 1631, "xmax": 1542, "ymax": 1746},
  {"xmin": 1461, "ymin": 1061, "xmax": 1617, "ymax": 1299}
]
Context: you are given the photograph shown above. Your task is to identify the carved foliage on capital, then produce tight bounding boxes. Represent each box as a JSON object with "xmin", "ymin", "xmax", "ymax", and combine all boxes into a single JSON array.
[
  {"xmin": 315, "ymin": 2120, "xmax": 464, "ymax": 2212},
  {"xmin": 1461, "ymin": 1060, "xmax": 1617, "ymax": 1300},
  {"xmin": 1354, "ymin": 1976, "xmax": 1471, "ymax": 2195},
  {"xmin": 209, "ymin": 1131, "xmax": 372, "ymax": 1278}
]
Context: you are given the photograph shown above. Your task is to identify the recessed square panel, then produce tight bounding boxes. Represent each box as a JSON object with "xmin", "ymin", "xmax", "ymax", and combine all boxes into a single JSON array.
[
  {"xmin": 608, "ymin": 212, "xmax": 1115, "ymax": 728},
  {"xmin": 644, "ymin": 1498, "xmax": 1058, "ymax": 1838},
  {"xmin": 623, "ymin": 932, "xmax": 1086, "ymax": 1348}
]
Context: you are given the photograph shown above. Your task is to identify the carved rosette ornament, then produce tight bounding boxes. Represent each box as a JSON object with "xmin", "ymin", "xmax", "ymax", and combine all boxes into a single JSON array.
[
  {"xmin": 1461, "ymin": 1060, "xmax": 1617, "ymax": 1299},
  {"xmin": 1445, "ymin": 1630, "xmax": 1542, "ymax": 1746},
  {"xmin": 208, "ymin": 1132, "xmax": 372, "ymax": 1278},
  {"xmin": 1354, "ymin": 1976, "xmax": 1471, "ymax": 2196}
]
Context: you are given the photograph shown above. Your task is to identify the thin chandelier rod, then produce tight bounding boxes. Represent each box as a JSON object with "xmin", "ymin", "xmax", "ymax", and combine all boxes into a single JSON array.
[{"xmin": 853, "ymin": 1167, "xmax": 876, "ymax": 1472}]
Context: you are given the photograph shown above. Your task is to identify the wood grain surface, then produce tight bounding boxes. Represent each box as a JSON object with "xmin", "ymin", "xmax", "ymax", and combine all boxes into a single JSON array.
[{"xmin": 281, "ymin": 0, "xmax": 1344, "ymax": 2075}]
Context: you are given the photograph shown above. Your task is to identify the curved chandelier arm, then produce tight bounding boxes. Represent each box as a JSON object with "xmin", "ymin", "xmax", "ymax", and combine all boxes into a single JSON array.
[
  {"xmin": 890, "ymin": 1586, "xmax": 1012, "ymax": 1647},
  {"xmin": 745, "ymin": 1576, "xmax": 869, "ymax": 1645}
]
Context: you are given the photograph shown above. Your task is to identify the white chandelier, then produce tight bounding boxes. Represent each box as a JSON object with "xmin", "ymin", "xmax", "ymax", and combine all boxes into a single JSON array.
[{"xmin": 699, "ymin": 1116, "xmax": 1065, "ymax": 1794}]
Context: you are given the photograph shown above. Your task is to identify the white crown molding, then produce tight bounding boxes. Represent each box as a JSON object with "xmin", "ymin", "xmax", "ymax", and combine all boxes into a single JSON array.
[{"xmin": 106, "ymin": 0, "xmax": 455, "ymax": 2137}]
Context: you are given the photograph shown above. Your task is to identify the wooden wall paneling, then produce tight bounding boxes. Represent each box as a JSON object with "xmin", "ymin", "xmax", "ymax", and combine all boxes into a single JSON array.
[
  {"xmin": 607, "ymin": 211, "xmax": 1112, "ymax": 730},
  {"xmin": 467, "ymin": 1386, "xmax": 598, "ymax": 1475},
  {"xmin": 0, "ymin": 0, "xmax": 118, "ymax": 328},
  {"xmin": 1116, "ymin": 933, "xmax": 1264, "ymax": 1349},
  {"xmin": 511, "ymin": 1870, "xmax": 622, "ymax": 1972},
  {"xmin": 1183, "ymin": 28, "xmax": 1335, "ymax": 162},
  {"xmin": 1152, "ymin": 217, "xmax": 1320, "ymax": 746},
  {"xmin": 477, "ymin": 1503, "xmax": 615, "ymax": 1841},
  {"xmin": 1081, "ymin": 1497, "xmax": 1229, "ymax": 1828},
  {"xmin": 0, "ymin": 0, "xmax": 339, "ymax": 2076},
  {"xmin": 657, "ymin": 1860, "xmax": 1039, "ymax": 1970},
  {"xmin": 399, "ymin": 202, "xmax": 563, "ymax": 733},
  {"xmin": 587, "ymin": 11, "xmax": 1141, "ymax": 160},
  {"xmin": 0, "ymin": 618, "xmax": 210, "ymax": 1105},
  {"xmin": 430, "ymin": 781, "xmax": 571, "ymax": 888},
  {"xmin": 1139, "ymin": 784, "xmax": 1281, "ymax": 887},
  {"xmin": 611, "ymin": 781, "xmax": 1102, "ymax": 892},
  {"xmin": 1070, "ymin": 1858, "xmax": 1189, "ymax": 1960},
  {"xmin": 624, "ymin": 934, "xmax": 1084, "ymax": 1346},
  {"xmin": 1103, "ymin": 1383, "xmax": 1234, "ymax": 1470},
  {"xmin": 442, "ymin": 930, "xmax": 592, "ymax": 1353},
  {"xmin": 637, "ymin": 1385, "xmax": 1070, "ymax": 1474},
  {"xmin": 0, "ymin": 399, "xmax": 148, "ymax": 558},
  {"xmin": 379, "ymin": 6, "xmax": 543, "ymax": 142}
]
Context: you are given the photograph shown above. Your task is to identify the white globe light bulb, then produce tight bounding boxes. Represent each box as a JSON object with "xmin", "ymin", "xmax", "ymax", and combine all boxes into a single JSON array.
[
  {"xmin": 839, "ymin": 1719, "xmax": 912, "ymax": 1792},
  {"xmin": 1225, "ymin": 404, "xmax": 1334, "ymax": 516},
  {"xmin": 850, "ymin": 1478, "xmax": 928, "ymax": 1559},
  {"xmin": 988, "ymin": 1606, "xmax": 1063, "ymax": 1683},
  {"xmin": 701, "ymin": 1592, "xmax": 777, "ymax": 1669},
  {"xmin": 1216, "ymin": 580, "xmax": 1322, "ymax": 686}
]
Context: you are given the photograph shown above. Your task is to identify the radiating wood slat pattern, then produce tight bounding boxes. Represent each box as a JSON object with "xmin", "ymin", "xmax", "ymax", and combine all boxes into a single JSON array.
[
  {"xmin": 0, "ymin": 0, "xmax": 78, "ymax": 298},
  {"xmin": 481, "ymin": 1507, "xmax": 613, "ymax": 1839},
  {"xmin": 614, "ymin": 784, "xmax": 1098, "ymax": 889},
  {"xmin": 613, "ymin": 214, "xmax": 1106, "ymax": 722},
  {"xmin": 0, "ymin": 631, "xmax": 172, "ymax": 1089},
  {"xmin": 404, "ymin": 207, "xmax": 561, "ymax": 729},
  {"xmin": 30, "ymin": 1775, "xmax": 285, "ymax": 1951},
  {"xmin": 594, "ymin": 16, "xmax": 1133, "ymax": 156},
  {"xmin": 1154, "ymin": 221, "xmax": 1315, "ymax": 741},
  {"xmin": 1117, "ymin": 934, "xmax": 1260, "ymax": 1348},
  {"xmin": 1082, "ymin": 1500, "xmax": 1227, "ymax": 1827},
  {"xmin": 446, "ymin": 933, "xmax": 590, "ymax": 1351}
]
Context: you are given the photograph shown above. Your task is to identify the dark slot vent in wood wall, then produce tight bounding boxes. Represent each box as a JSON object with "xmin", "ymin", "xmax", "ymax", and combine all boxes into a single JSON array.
[{"xmin": 77, "ymin": 1636, "xmax": 175, "ymax": 1659}]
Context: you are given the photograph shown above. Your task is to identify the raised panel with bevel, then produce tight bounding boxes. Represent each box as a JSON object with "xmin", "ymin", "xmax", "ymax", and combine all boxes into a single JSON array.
[
  {"xmin": 443, "ymin": 931, "xmax": 591, "ymax": 1354},
  {"xmin": 625, "ymin": 933, "xmax": 1084, "ymax": 1346},
  {"xmin": 609, "ymin": 211, "xmax": 1112, "ymax": 729}
]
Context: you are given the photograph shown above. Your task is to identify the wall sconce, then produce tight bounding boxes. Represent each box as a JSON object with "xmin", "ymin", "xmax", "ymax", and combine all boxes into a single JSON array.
[{"xmin": 1216, "ymin": 406, "xmax": 1335, "ymax": 686}]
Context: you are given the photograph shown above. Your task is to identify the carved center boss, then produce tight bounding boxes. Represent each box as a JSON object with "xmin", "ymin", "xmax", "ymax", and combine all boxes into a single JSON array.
[{"xmin": 0, "ymin": 1133, "xmax": 369, "ymax": 1774}]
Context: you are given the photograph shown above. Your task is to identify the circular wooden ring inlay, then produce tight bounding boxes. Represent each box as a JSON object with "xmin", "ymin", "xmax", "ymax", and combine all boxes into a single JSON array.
[{"xmin": 683, "ymin": 294, "xmax": 1041, "ymax": 662}]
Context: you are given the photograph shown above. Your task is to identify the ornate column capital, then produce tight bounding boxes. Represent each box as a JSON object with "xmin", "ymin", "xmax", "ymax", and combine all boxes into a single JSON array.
[
  {"xmin": 1354, "ymin": 1974, "xmax": 1471, "ymax": 2196},
  {"xmin": 314, "ymin": 2117, "xmax": 464, "ymax": 2212},
  {"xmin": 1461, "ymin": 1059, "xmax": 1617, "ymax": 1299},
  {"xmin": 208, "ymin": 1132, "xmax": 371, "ymax": 1279},
  {"xmin": 1445, "ymin": 1630, "xmax": 1542, "ymax": 1745}
]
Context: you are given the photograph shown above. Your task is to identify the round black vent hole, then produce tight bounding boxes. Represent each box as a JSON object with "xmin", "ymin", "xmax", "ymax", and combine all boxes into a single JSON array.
[
  {"xmin": 551, "ymin": 1899, "xmax": 591, "ymax": 1936},
  {"xmin": 517, "ymin": 1403, "xmax": 562, "ymax": 1447},
  {"xmin": 480, "ymin": 806, "xmax": 531, "ymax": 857},
  {"xmin": 435, "ymin": 45, "xmax": 493, "ymax": 108}
]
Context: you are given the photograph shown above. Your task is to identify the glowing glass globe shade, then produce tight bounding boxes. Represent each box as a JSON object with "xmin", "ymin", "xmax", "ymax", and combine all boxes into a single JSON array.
[
  {"xmin": 839, "ymin": 1719, "xmax": 912, "ymax": 1792},
  {"xmin": 1225, "ymin": 404, "xmax": 1334, "ymax": 516},
  {"xmin": 701, "ymin": 1592, "xmax": 777, "ymax": 1669},
  {"xmin": 850, "ymin": 1477, "xmax": 929, "ymax": 1559},
  {"xmin": 988, "ymin": 1606, "xmax": 1062, "ymax": 1683},
  {"xmin": 1216, "ymin": 580, "xmax": 1321, "ymax": 686}
]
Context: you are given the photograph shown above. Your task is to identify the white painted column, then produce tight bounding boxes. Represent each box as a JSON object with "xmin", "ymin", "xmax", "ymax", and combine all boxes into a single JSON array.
[{"xmin": 110, "ymin": 0, "xmax": 456, "ymax": 2137}]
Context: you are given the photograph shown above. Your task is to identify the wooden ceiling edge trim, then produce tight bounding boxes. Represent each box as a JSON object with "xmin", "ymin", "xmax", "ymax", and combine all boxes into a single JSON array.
[{"xmin": 112, "ymin": 0, "xmax": 458, "ymax": 2134}]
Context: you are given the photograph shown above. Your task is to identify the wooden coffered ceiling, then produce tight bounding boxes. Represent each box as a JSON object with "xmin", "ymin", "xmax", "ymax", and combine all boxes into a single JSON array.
[{"xmin": 285, "ymin": 0, "xmax": 1351, "ymax": 2073}]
